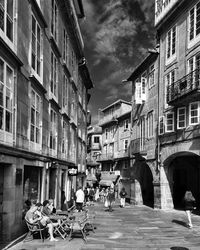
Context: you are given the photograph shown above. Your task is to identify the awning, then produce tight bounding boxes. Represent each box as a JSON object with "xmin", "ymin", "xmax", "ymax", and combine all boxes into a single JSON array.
[
  {"xmin": 86, "ymin": 174, "xmax": 97, "ymax": 182},
  {"xmin": 99, "ymin": 180, "xmax": 113, "ymax": 186}
]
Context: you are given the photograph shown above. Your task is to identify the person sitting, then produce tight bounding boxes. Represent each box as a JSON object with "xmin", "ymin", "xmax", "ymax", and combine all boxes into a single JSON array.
[
  {"xmin": 42, "ymin": 200, "xmax": 52, "ymax": 216},
  {"xmin": 48, "ymin": 199, "xmax": 56, "ymax": 214},
  {"xmin": 25, "ymin": 202, "xmax": 58, "ymax": 241}
]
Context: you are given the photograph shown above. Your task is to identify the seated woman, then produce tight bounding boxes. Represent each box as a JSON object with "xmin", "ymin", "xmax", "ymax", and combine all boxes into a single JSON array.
[{"xmin": 25, "ymin": 202, "xmax": 58, "ymax": 241}]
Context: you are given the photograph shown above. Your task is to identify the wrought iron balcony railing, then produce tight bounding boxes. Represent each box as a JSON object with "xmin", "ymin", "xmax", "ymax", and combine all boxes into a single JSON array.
[{"xmin": 167, "ymin": 69, "xmax": 200, "ymax": 104}]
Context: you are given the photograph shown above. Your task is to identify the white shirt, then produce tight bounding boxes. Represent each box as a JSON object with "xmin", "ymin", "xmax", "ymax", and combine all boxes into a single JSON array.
[{"xmin": 76, "ymin": 189, "xmax": 85, "ymax": 203}]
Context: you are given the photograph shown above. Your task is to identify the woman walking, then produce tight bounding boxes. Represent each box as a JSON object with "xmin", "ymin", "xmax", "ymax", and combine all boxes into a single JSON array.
[{"xmin": 183, "ymin": 190, "xmax": 196, "ymax": 229}]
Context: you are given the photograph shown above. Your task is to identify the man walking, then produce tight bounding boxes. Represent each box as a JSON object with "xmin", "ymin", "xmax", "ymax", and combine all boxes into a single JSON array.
[
  {"xmin": 119, "ymin": 187, "xmax": 127, "ymax": 208},
  {"xmin": 75, "ymin": 186, "xmax": 85, "ymax": 212}
]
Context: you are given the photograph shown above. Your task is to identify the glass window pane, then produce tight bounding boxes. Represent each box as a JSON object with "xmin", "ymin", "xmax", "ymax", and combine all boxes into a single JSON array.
[
  {"xmin": 0, "ymin": 2, "xmax": 4, "ymax": 32},
  {"xmin": 0, "ymin": 59, "xmax": 4, "ymax": 82},
  {"xmin": 7, "ymin": 0, "xmax": 13, "ymax": 19},
  {"xmin": 0, "ymin": 106, "xmax": 3, "ymax": 129},
  {"xmin": 5, "ymin": 110, "xmax": 11, "ymax": 132},
  {"xmin": 30, "ymin": 124, "xmax": 34, "ymax": 141},
  {"xmin": 6, "ymin": 15, "xmax": 13, "ymax": 41},
  {"xmin": 31, "ymin": 108, "xmax": 35, "ymax": 124},
  {"xmin": 0, "ymin": 83, "xmax": 3, "ymax": 106},
  {"xmin": 6, "ymin": 65, "xmax": 13, "ymax": 88}
]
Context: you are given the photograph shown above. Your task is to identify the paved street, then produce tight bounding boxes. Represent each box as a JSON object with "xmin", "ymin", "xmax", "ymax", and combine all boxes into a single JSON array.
[{"xmin": 5, "ymin": 201, "xmax": 200, "ymax": 250}]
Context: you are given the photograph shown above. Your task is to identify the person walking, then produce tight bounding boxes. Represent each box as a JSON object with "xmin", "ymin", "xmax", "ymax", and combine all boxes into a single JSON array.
[
  {"xmin": 107, "ymin": 187, "xmax": 115, "ymax": 212},
  {"xmin": 89, "ymin": 187, "xmax": 95, "ymax": 206},
  {"xmin": 75, "ymin": 186, "xmax": 85, "ymax": 212},
  {"xmin": 183, "ymin": 190, "xmax": 196, "ymax": 228},
  {"xmin": 95, "ymin": 187, "xmax": 100, "ymax": 202},
  {"xmin": 119, "ymin": 187, "xmax": 127, "ymax": 208}
]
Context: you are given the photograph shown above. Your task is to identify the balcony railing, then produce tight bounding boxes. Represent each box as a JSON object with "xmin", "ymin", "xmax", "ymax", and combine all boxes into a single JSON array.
[
  {"xmin": 97, "ymin": 153, "xmax": 114, "ymax": 162},
  {"xmin": 167, "ymin": 69, "xmax": 200, "ymax": 105},
  {"xmin": 130, "ymin": 138, "xmax": 147, "ymax": 155}
]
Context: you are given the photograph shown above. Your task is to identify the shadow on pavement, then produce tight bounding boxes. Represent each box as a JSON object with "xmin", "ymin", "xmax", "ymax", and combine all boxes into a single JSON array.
[
  {"xmin": 170, "ymin": 247, "xmax": 189, "ymax": 250},
  {"xmin": 172, "ymin": 220, "xmax": 188, "ymax": 228}
]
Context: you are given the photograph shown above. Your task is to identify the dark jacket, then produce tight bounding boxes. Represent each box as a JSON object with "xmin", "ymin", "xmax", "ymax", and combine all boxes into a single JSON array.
[{"xmin": 120, "ymin": 190, "xmax": 127, "ymax": 198}]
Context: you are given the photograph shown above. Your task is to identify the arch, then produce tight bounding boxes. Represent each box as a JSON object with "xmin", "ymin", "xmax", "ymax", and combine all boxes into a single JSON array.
[
  {"xmin": 162, "ymin": 151, "xmax": 200, "ymax": 209},
  {"xmin": 132, "ymin": 158, "xmax": 154, "ymax": 208}
]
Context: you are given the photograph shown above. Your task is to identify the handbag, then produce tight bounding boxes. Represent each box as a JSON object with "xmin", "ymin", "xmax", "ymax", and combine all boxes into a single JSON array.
[{"xmin": 104, "ymin": 200, "xmax": 108, "ymax": 208}]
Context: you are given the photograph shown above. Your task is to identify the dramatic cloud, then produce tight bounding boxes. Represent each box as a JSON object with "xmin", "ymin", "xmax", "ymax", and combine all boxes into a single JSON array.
[{"xmin": 81, "ymin": 0, "xmax": 155, "ymax": 124}]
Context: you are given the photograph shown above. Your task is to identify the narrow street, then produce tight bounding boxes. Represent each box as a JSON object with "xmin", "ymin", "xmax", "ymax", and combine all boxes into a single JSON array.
[{"xmin": 6, "ymin": 201, "xmax": 200, "ymax": 250}]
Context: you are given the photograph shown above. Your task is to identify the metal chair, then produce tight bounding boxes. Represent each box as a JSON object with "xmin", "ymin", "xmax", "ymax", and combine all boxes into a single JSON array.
[
  {"xmin": 68, "ymin": 214, "xmax": 88, "ymax": 242},
  {"xmin": 24, "ymin": 219, "xmax": 47, "ymax": 242}
]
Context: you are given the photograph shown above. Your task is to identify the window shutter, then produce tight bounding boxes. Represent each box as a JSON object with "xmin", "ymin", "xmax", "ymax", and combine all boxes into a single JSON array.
[
  {"xmin": 141, "ymin": 77, "xmax": 146, "ymax": 101},
  {"xmin": 135, "ymin": 82, "xmax": 142, "ymax": 104}
]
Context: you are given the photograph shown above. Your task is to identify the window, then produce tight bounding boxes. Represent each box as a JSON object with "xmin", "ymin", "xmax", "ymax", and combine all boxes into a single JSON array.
[
  {"xmin": 165, "ymin": 112, "xmax": 174, "ymax": 132},
  {"xmin": 49, "ymin": 108, "xmax": 57, "ymax": 150},
  {"xmin": 30, "ymin": 89, "xmax": 41, "ymax": 143},
  {"xmin": 166, "ymin": 26, "xmax": 176, "ymax": 62},
  {"xmin": 51, "ymin": 0, "xmax": 57, "ymax": 41},
  {"xmin": 159, "ymin": 116, "xmax": 164, "ymax": 135},
  {"xmin": 189, "ymin": 102, "xmax": 199, "ymax": 125},
  {"xmin": 187, "ymin": 53, "xmax": 200, "ymax": 87},
  {"xmin": 189, "ymin": 2, "xmax": 200, "ymax": 42},
  {"xmin": 177, "ymin": 107, "xmax": 186, "ymax": 129},
  {"xmin": 50, "ymin": 51, "xmax": 57, "ymax": 97},
  {"xmin": 149, "ymin": 64, "xmax": 155, "ymax": 88},
  {"xmin": 105, "ymin": 128, "xmax": 108, "ymax": 139},
  {"xmin": 0, "ymin": 0, "xmax": 14, "ymax": 41},
  {"xmin": 165, "ymin": 70, "xmax": 175, "ymax": 107},
  {"xmin": 94, "ymin": 136, "xmax": 99, "ymax": 143},
  {"xmin": 63, "ymin": 29, "xmax": 68, "ymax": 64},
  {"xmin": 141, "ymin": 73, "xmax": 147, "ymax": 101},
  {"xmin": 124, "ymin": 119, "xmax": 129, "ymax": 130},
  {"xmin": 0, "ymin": 58, "xmax": 14, "ymax": 134},
  {"xmin": 62, "ymin": 75, "xmax": 69, "ymax": 111},
  {"xmin": 147, "ymin": 111, "xmax": 154, "ymax": 138},
  {"xmin": 139, "ymin": 117, "xmax": 145, "ymax": 150},
  {"xmin": 61, "ymin": 119, "xmax": 68, "ymax": 156},
  {"xmin": 124, "ymin": 139, "xmax": 128, "ymax": 151},
  {"xmin": 31, "ymin": 15, "xmax": 41, "ymax": 76}
]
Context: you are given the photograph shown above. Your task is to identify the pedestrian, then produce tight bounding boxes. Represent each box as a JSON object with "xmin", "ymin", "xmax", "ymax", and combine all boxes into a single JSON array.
[
  {"xmin": 84, "ymin": 187, "xmax": 89, "ymax": 205},
  {"xmin": 95, "ymin": 187, "xmax": 100, "ymax": 202},
  {"xmin": 119, "ymin": 187, "xmax": 127, "ymax": 208},
  {"xmin": 61, "ymin": 190, "xmax": 68, "ymax": 211},
  {"xmin": 107, "ymin": 187, "xmax": 115, "ymax": 212},
  {"xmin": 75, "ymin": 186, "xmax": 85, "ymax": 212},
  {"xmin": 183, "ymin": 190, "xmax": 196, "ymax": 228},
  {"xmin": 89, "ymin": 187, "xmax": 95, "ymax": 206}
]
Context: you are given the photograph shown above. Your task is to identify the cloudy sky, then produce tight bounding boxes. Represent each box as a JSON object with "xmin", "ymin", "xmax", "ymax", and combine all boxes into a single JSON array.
[{"xmin": 80, "ymin": 0, "xmax": 155, "ymax": 124}]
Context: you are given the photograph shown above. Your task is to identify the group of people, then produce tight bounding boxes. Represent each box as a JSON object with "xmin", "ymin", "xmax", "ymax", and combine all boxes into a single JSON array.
[{"xmin": 23, "ymin": 199, "xmax": 58, "ymax": 241}]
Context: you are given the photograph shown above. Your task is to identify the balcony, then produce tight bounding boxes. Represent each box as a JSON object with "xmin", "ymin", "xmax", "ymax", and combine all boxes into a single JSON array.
[
  {"xmin": 115, "ymin": 150, "xmax": 129, "ymax": 159},
  {"xmin": 167, "ymin": 69, "xmax": 200, "ymax": 106},
  {"xmin": 130, "ymin": 138, "xmax": 147, "ymax": 156},
  {"xmin": 97, "ymin": 153, "xmax": 114, "ymax": 162},
  {"xmin": 98, "ymin": 115, "xmax": 118, "ymax": 126}
]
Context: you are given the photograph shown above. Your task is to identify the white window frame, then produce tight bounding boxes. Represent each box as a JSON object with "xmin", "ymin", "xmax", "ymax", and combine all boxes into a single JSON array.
[
  {"xmin": 61, "ymin": 118, "xmax": 68, "ymax": 159},
  {"xmin": 148, "ymin": 64, "xmax": 155, "ymax": 89},
  {"xmin": 165, "ymin": 69, "xmax": 175, "ymax": 108},
  {"xmin": 31, "ymin": 14, "xmax": 42, "ymax": 79},
  {"xmin": 189, "ymin": 101, "xmax": 199, "ymax": 125},
  {"xmin": 177, "ymin": 107, "xmax": 186, "ymax": 129},
  {"xmin": 166, "ymin": 25, "xmax": 176, "ymax": 65},
  {"xmin": 188, "ymin": 2, "xmax": 200, "ymax": 48},
  {"xmin": 51, "ymin": 0, "xmax": 57, "ymax": 41},
  {"xmin": 124, "ymin": 119, "xmax": 129, "ymax": 131},
  {"xmin": 0, "ymin": 0, "xmax": 14, "ymax": 46},
  {"xmin": 165, "ymin": 112, "xmax": 174, "ymax": 133},
  {"xmin": 0, "ymin": 57, "xmax": 14, "ymax": 145},
  {"xmin": 124, "ymin": 139, "xmax": 128, "ymax": 151},
  {"xmin": 62, "ymin": 75, "xmax": 69, "ymax": 114}
]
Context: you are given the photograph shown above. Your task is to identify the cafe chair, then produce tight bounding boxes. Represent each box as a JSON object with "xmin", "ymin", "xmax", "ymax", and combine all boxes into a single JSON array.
[
  {"xmin": 68, "ymin": 216, "xmax": 88, "ymax": 242},
  {"xmin": 24, "ymin": 219, "xmax": 47, "ymax": 242}
]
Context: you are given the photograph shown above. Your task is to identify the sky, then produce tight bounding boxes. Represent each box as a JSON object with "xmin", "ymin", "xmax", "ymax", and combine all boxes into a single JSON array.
[{"xmin": 80, "ymin": 0, "xmax": 155, "ymax": 125}]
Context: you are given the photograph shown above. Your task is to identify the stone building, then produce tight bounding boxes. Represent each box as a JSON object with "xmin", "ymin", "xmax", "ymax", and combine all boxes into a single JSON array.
[
  {"xmin": 126, "ymin": 51, "xmax": 159, "ymax": 208},
  {"xmin": 0, "ymin": 0, "xmax": 92, "ymax": 245},
  {"xmin": 97, "ymin": 100, "xmax": 132, "ymax": 200},
  {"xmin": 155, "ymin": 0, "xmax": 200, "ymax": 209},
  {"xmin": 86, "ymin": 125, "xmax": 102, "ymax": 187}
]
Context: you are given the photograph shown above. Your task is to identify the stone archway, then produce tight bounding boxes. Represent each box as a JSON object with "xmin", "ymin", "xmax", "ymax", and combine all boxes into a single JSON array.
[
  {"xmin": 131, "ymin": 158, "xmax": 154, "ymax": 208},
  {"xmin": 162, "ymin": 152, "xmax": 200, "ymax": 210}
]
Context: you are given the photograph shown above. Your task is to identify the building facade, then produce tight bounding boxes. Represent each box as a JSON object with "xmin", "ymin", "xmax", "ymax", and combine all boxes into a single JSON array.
[
  {"xmin": 98, "ymin": 100, "xmax": 132, "ymax": 200},
  {"xmin": 155, "ymin": 0, "xmax": 200, "ymax": 209},
  {"xmin": 127, "ymin": 51, "xmax": 159, "ymax": 208},
  {"xmin": 86, "ymin": 125, "xmax": 102, "ymax": 187},
  {"xmin": 0, "ymin": 0, "xmax": 92, "ymax": 245}
]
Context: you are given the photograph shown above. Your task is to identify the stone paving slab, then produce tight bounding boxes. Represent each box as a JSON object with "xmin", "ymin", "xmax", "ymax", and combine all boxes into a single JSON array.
[{"xmin": 4, "ymin": 201, "xmax": 200, "ymax": 250}]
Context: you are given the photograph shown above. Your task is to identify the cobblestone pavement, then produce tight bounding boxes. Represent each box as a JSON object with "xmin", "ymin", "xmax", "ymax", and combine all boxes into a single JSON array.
[{"xmin": 5, "ymin": 201, "xmax": 200, "ymax": 250}]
